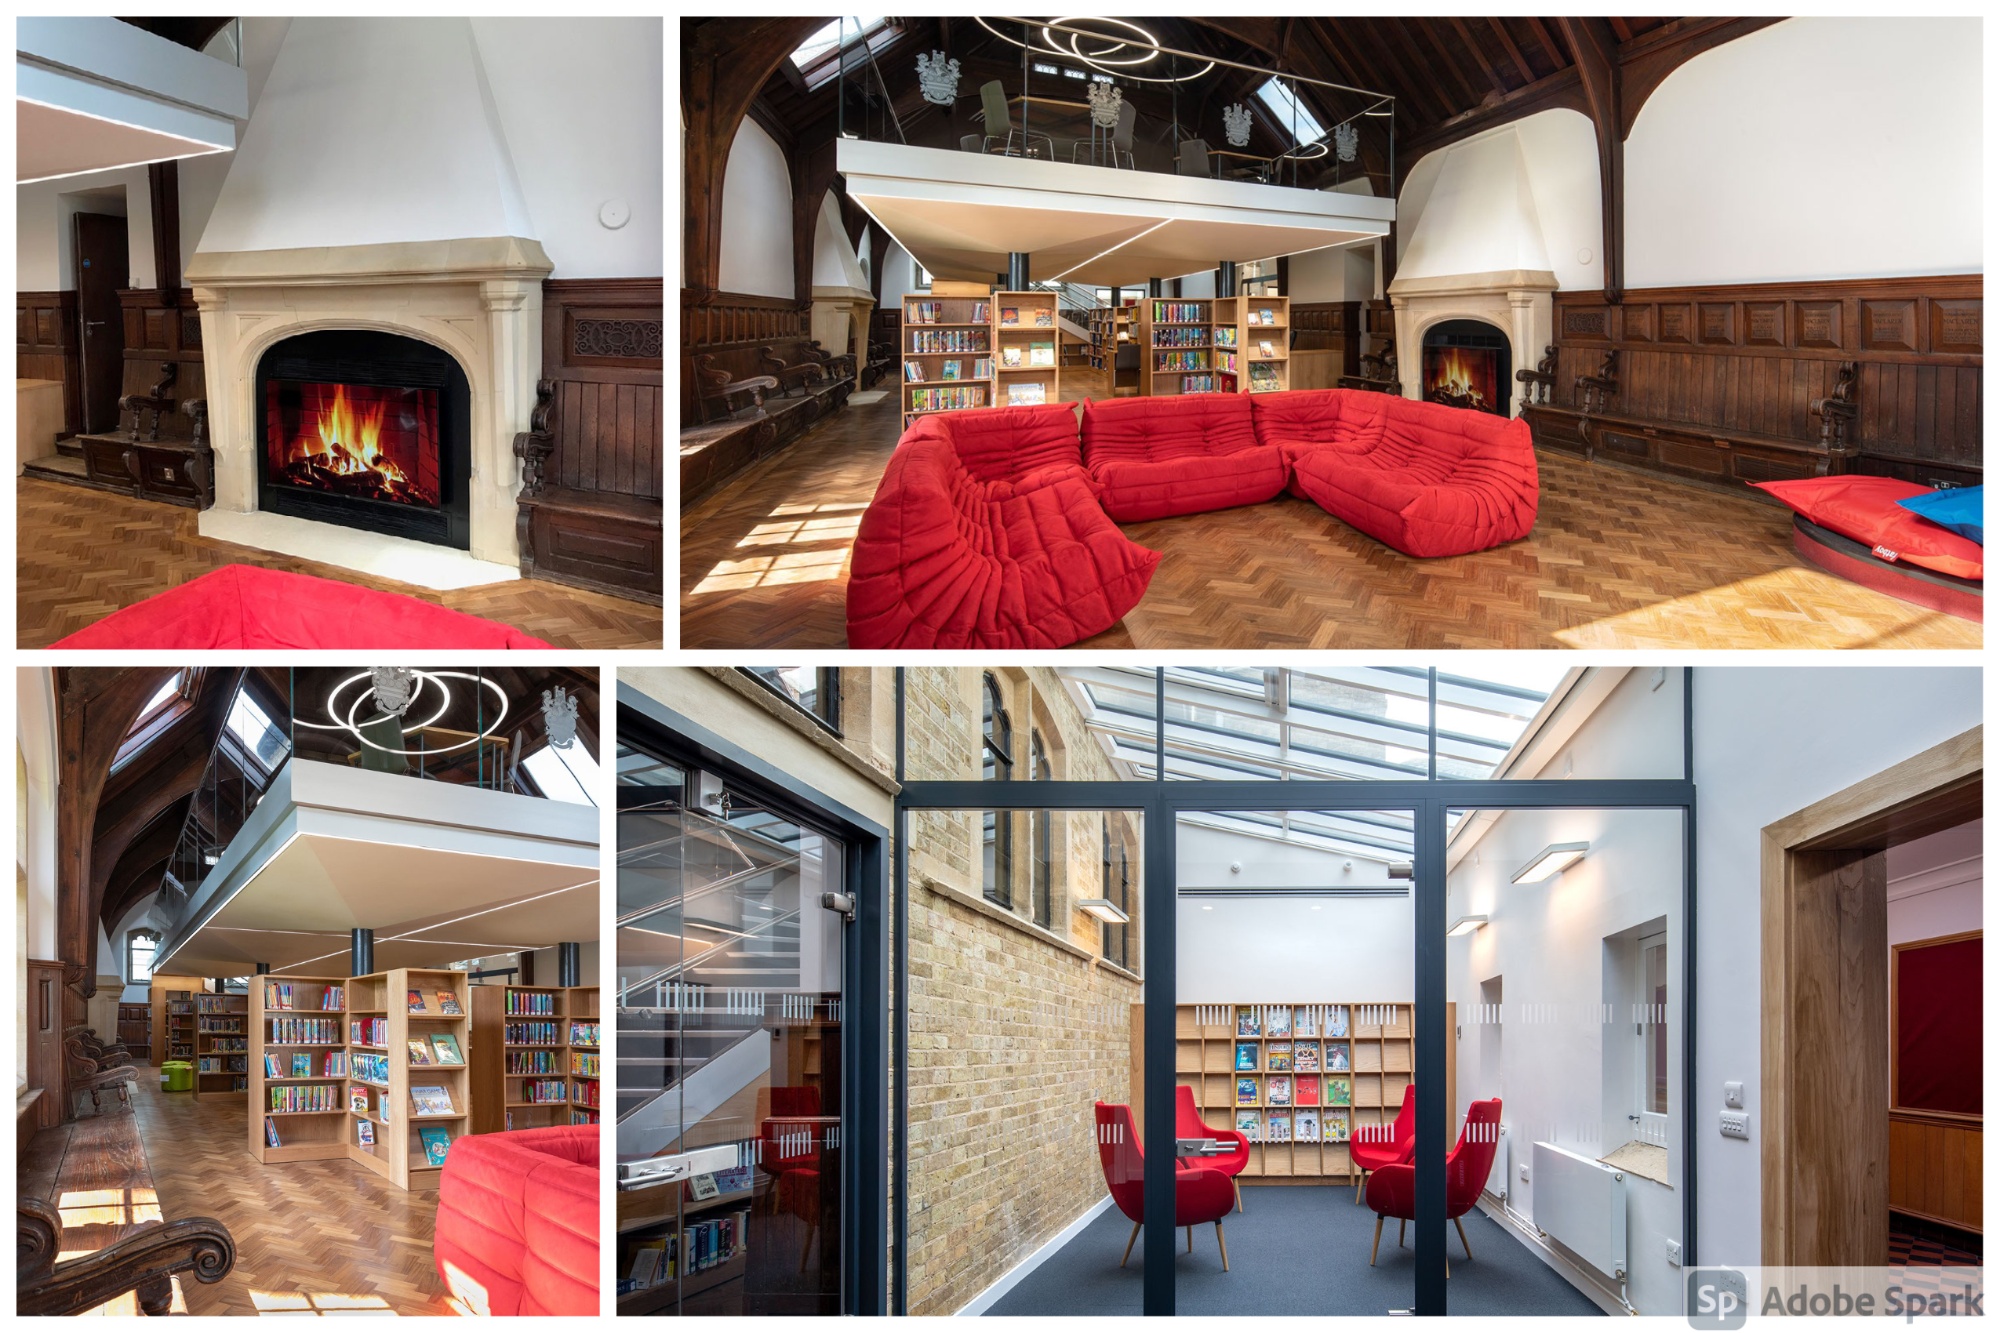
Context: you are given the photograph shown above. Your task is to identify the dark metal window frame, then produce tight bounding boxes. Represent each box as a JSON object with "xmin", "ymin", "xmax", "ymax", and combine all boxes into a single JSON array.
[
  {"xmin": 736, "ymin": 666, "xmax": 843, "ymax": 737},
  {"xmin": 616, "ymin": 686, "xmax": 891, "ymax": 1317},
  {"xmin": 891, "ymin": 668, "xmax": 1696, "ymax": 1317}
]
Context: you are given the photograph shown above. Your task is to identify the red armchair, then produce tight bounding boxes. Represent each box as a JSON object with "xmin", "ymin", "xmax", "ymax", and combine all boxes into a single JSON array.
[
  {"xmin": 1095, "ymin": 1102, "xmax": 1235, "ymax": 1271},
  {"xmin": 1364, "ymin": 1097, "xmax": 1503, "ymax": 1275},
  {"xmin": 1174, "ymin": 1084, "xmax": 1250, "ymax": 1212},
  {"xmin": 1348, "ymin": 1082, "xmax": 1416, "ymax": 1203},
  {"xmin": 433, "ymin": 1125, "xmax": 598, "ymax": 1315},
  {"xmin": 761, "ymin": 1087, "xmax": 829, "ymax": 1274}
]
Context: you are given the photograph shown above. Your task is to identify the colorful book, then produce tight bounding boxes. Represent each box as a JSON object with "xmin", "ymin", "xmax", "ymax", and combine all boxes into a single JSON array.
[
  {"xmin": 1294, "ymin": 1042, "xmax": 1321, "ymax": 1072},
  {"xmin": 411, "ymin": 1085, "xmax": 455, "ymax": 1116},
  {"xmin": 1000, "ymin": 306, "xmax": 1020, "ymax": 326},
  {"xmin": 1265, "ymin": 1006, "xmax": 1292, "ymax": 1039},
  {"xmin": 1267, "ymin": 1075, "xmax": 1292, "ymax": 1106},
  {"xmin": 1296, "ymin": 1074, "xmax": 1321, "ymax": 1106},
  {"xmin": 1028, "ymin": 342, "xmax": 1055, "ymax": 367},
  {"xmin": 407, "ymin": 1039, "xmax": 433, "ymax": 1066},
  {"xmin": 1326, "ymin": 1077, "xmax": 1352, "ymax": 1106},
  {"xmin": 263, "ymin": 1054, "xmax": 283, "ymax": 1077},
  {"xmin": 1235, "ymin": 1109, "xmax": 1260, "ymax": 1143},
  {"xmin": 1266, "ymin": 1042, "xmax": 1292, "ymax": 1072},
  {"xmin": 1325, "ymin": 1109, "xmax": 1351, "ymax": 1143},
  {"xmin": 941, "ymin": 360, "xmax": 959, "ymax": 381},
  {"xmin": 407, "ymin": 989, "xmax": 429, "ymax": 1013},
  {"xmin": 357, "ymin": 1119, "xmax": 375, "ymax": 1147},
  {"xmin": 349, "ymin": 1085, "xmax": 370, "ymax": 1113},
  {"xmin": 1234, "ymin": 1042, "xmax": 1258, "ymax": 1072},
  {"xmin": 1006, "ymin": 382, "xmax": 1046, "ymax": 406},
  {"xmin": 1266, "ymin": 1111, "xmax": 1292, "ymax": 1143},
  {"xmin": 265, "ymin": 1116, "xmax": 281, "ymax": 1148},
  {"xmin": 430, "ymin": 1034, "xmax": 464, "ymax": 1066},
  {"xmin": 1034, "ymin": 308, "xmax": 1053, "ymax": 327},
  {"xmin": 1000, "ymin": 346, "xmax": 1023, "ymax": 368},
  {"xmin": 434, "ymin": 991, "xmax": 463, "ymax": 1016},
  {"xmin": 904, "ymin": 360, "xmax": 925, "ymax": 383},
  {"xmin": 1328, "ymin": 1043, "xmax": 1350, "ymax": 1072},
  {"xmin": 1294, "ymin": 1007, "xmax": 1319, "ymax": 1039},
  {"xmin": 1236, "ymin": 1077, "xmax": 1258, "ymax": 1106},
  {"xmin": 1326, "ymin": 1007, "xmax": 1349, "ymax": 1038},
  {"xmin": 1296, "ymin": 1109, "xmax": 1320, "ymax": 1141},
  {"xmin": 290, "ymin": 1053, "xmax": 312, "ymax": 1077},
  {"xmin": 1235, "ymin": 1006, "xmax": 1261, "ymax": 1038},
  {"xmin": 420, "ymin": 1127, "xmax": 452, "ymax": 1166}
]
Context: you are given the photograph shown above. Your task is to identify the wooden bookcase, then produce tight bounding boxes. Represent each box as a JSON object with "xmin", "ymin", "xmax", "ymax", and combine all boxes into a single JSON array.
[
  {"xmin": 348, "ymin": 968, "xmax": 472, "ymax": 1191},
  {"xmin": 992, "ymin": 291, "xmax": 1060, "ymax": 408},
  {"xmin": 1086, "ymin": 303, "xmax": 1134, "ymax": 372},
  {"xmin": 1137, "ymin": 297, "xmax": 1223, "ymax": 396},
  {"xmin": 151, "ymin": 974, "xmax": 207, "ymax": 1067},
  {"xmin": 1229, "ymin": 294, "xmax": 1291, "ymax": 394},
  {"xmin": 247, "ymin": 976, "xmax": 348, "ymax": 1164},
  {"xmin": 1165, "ymin": 1002, "xmax": 1413, "ymax": 1182},
  {"xmin": 468, "ymin": 983, "xmax": 600, "ymax": 1135},
  {"xmin": 569, "ymin": 986, "xmax": 601, "ymax": 1126},
  {"xmin": 901, "ymin": 294, "xmax": 994, "ymax": 426},
  {"xmin": 193, "ymin": 991, "xmax": 250, "ymax": 1099}
]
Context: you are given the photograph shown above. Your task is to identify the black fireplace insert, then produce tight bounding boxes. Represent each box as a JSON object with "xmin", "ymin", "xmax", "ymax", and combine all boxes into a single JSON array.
[
  {"xmin": 256, "ymin": 330, "xmax": 471, "ymax": 549},
  {"xmin": 1421, "ymin": 319, "xmax": 1512, "ymax": 416}
]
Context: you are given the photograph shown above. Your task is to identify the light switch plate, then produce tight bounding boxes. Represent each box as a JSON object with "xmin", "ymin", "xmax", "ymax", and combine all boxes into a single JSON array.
[
  {"xmin": 1666, "ymin": 1239, "xmax": 1682, "ymax": 1267},
  {"xmin": 1723, "ymin": 1081, "xmax": 1744, "ymax": 1109},
  {"xmin": 1720, "ymin": 1111, "xmax": 1750, "ymax": 1140}
]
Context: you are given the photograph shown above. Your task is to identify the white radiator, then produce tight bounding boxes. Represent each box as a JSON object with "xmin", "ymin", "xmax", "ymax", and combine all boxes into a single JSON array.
[
  {"xmin": 1484, "ymin": 1123, "xmax": 1509, "ymax": 1201},
  {"xmin": 1532, "ymin": 1141, "xmax": 1627, "ymax": 1279}
]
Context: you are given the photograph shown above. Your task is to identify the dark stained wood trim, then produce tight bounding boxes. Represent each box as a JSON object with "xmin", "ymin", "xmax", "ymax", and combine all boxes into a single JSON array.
[
  {"xmin": 18, "ymin": 289, "xmax": 83, "ymax": 438},
  {"xmin": 147, "ymin": 162, "xmax": 180, "ymax": 304},
  {"xmin": 1559, "ymin": 17, "xmax": 1624, "ymax": 303}
]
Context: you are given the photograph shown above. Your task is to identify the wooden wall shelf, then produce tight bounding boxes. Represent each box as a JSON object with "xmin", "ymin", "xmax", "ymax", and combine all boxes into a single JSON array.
[
  {"xmin": 193, "ymin": 991, "xmax": 249, "ymax": 1099},
  {"xmin": 469, "ymin": 984, "xmax": 601, "ymax": 1135}
]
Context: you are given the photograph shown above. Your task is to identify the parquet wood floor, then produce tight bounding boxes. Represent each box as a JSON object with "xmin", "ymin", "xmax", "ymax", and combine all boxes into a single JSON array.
[
  {"xmin": 18, "ymin": 479, "xmax": 661, "ymax": 650},
  {"xmin": 128, "ymin": 1079, "xmax": 460, "ymax": 1316},
  {"xmin": 679, "ymin": 396, "xmax": 1981, "ymax": 650}
]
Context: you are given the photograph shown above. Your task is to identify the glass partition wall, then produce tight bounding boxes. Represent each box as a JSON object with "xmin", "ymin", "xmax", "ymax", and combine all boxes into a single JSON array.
[{"xmin": 892, "ymin": 667, "xmax": 1694, "ymax": 1316}]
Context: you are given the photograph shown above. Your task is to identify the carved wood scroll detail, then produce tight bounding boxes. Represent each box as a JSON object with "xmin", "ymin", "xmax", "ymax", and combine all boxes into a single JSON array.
[{"xmin": 572, "ymin": 318, "xmax": 663, "ymax": 360}]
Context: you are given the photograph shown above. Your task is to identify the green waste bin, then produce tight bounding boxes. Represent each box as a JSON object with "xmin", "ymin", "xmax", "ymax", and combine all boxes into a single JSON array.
[{"xmin": 162, "ymin": 1060, "xmax": 193, "ymax": 1092}]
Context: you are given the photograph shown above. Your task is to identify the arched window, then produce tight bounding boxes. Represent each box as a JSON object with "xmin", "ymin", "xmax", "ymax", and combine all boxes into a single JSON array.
[
  {"xmin": 126, "ymin": 928, "xmax": 160, "ymax": 984},
  {"xmin": 980, "ymin": 674, "xmax": 1013, "ymax": 907},
  {"xmin": 1029, "ymin": 729, "xmax": 1052, "ymax": 928}
]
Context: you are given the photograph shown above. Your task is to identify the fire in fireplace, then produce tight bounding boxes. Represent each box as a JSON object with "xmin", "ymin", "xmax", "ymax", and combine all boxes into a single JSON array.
[
  {"xmin": 1421, "ymin": 319, "xmax": 1512, "ymax": 416},
  {"xmin": 265, "ymin": 381, "xmax": 441, "ymax": 507},
  {"xmin": 256, "ymin": 330, "xmax": 471, "ymax": 549}
]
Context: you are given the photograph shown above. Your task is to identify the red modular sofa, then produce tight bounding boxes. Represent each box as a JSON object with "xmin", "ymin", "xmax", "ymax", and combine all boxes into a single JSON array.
[
  {"xmin": 845, "ymin": 404, "xmax": 1164, "ymax": 649},
  {"xmin": 49, "ymin": 564, "xmax": 554, "ymax": 649},
  {"xmin": 434, "ymin": 1125, "xmax": 598, "ymax": 1316},
  {"xmin": 848, "ymin": 390, "xmax": 1539, "ymax": 648}
]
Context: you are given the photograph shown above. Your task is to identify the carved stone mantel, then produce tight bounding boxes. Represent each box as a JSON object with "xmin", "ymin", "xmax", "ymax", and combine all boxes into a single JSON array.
[
  {"xmin": 811, "ymin": 283, "xmax": 875, "ymax": 391},
  {"xmin": 1386, "ymin": 268, "xmax": 1559, "ymax": 416},
  {"xmin": 184, "ymin": 236, "xmax": 552, "ymax": 573}
]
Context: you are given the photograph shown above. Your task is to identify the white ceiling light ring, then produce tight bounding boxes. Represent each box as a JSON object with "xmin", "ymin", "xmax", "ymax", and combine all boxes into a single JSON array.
[
  {"xmin": 1041, "ymin": 17, "xmax": 1158, "ymax": 67},
  {"xmin": 976, "ymin": 16, "xmax": 1213, "ymax": 82},
  {"xmin": 340, "ymin": 672, "xmax": 509, "ymax": 757}
]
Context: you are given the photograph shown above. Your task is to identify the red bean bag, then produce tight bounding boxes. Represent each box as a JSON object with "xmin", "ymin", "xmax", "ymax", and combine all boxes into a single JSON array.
[
  {"xmin": 847, "ymin": 414, "xmax": 1161, "ymax": 649},
  {"xmin": 1079, "ymin": 393, "xmax": 1288, "ymax": 522},
  {"xmin": 49, "ymin": 563, "xmax": 553, "ymax": 649},
  {"xmin": 1752, "ymin": 476, "xmax": 1984, "ymax": 581},
  {"xmin": 1255, "ymin": 389, "xmax": 1539, "ymax": 558},
  {"xmin": 434, "ymin": 1125, "xmax": 598, "ymax": 1316}
]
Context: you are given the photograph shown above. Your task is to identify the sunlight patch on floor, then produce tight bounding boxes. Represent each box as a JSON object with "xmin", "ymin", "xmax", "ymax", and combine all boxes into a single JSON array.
[
  {"xmin": 693, "ymin": 500, "xmax": 862, "ymax": 594},
  {"xmin": 692, "ymin": 548, "xmax": 850, "ymax": 594},
  {"xmin": 1555, "ymin": 567, "xmax": 1983, "ymax": 649},
  {"xmin": 250, "ymin": 1289, "xmax": 400, "ymax": 1316}
]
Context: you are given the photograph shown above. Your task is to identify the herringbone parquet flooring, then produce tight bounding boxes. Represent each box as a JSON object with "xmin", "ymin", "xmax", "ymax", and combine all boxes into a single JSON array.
[
  {"xmin": 679, "ymin": 394, "xmax": 1980, "ymax": 650},
  {"xmin": 18, "ymin": 479, "xmax": 661, "ymax": 650},
  {"xmin": 131, "ymin": 1080, "xmax": 459, "ymax": 1316}
]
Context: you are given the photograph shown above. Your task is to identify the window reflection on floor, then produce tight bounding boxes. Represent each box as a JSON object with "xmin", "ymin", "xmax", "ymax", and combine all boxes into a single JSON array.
[{"xmin": 691, "ymin": 502, "xmax": 864, "ymax": 594}]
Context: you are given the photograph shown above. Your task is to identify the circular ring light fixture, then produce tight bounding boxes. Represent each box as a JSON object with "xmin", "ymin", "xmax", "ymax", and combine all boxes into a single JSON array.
[
  {"xmin": 294, "ymin": 669, "xmax": 510, "ymax": 756},
  {"xmin": 976, "ymin": 16, "xmax": 1213, "ymax": 82}
]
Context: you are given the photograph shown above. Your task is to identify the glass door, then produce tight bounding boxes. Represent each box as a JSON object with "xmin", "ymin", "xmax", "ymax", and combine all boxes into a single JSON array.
[{"xmin": 616, "ymin": 775, "xmax": 847, "ymax": 1316}]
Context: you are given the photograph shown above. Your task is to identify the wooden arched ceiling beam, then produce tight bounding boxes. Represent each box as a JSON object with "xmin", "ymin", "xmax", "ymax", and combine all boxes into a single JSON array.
[
  {"xmin": 1558, "ymin": 16, "xmax": 1625, "ymax": 303},
  {"xmin": 100, "ymin": 801, "xmax": 191, "ymax": 934}
]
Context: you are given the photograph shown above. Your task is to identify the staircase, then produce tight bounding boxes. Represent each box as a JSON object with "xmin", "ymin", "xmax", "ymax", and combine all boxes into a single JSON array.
[{"xmin": 1041, "ymin": 280, "xmax": 1100, "ymax": 363}]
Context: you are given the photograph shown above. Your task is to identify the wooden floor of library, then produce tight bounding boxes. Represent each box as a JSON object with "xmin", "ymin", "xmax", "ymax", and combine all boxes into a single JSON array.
[
  {"xmin": 681, "ymin": 372, "xmax": 1979, "ymax": 651},
  {"xmin": 30, "ymin": 1079, "xmax": 458, "ymax": 1316}
]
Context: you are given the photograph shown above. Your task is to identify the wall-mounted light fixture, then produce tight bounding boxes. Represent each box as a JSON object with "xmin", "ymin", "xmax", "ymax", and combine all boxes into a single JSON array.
[
  {"xmin": 1511, "ymin": 842, "xmax": 1589, "ymax": 884},
  {"xmin": 1076, "ymin": 897, "xmax": 1130, "ymax": 924},
  {"xmin": 1447, "ymin": 914, "xmax": 1487, "ymax": 938}
]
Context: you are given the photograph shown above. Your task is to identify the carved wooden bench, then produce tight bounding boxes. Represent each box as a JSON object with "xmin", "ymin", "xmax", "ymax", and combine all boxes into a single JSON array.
[
  {"xmin": 514, "ymin": 379, "xmax": 663, "ymax": 604},
  {"xmin": 73, "ymin": 358, "xmax": 214, "ymax": 508},
  {"xmin": 65, "ymin": 1037, "xmax": 138, "ymax": 1115}
]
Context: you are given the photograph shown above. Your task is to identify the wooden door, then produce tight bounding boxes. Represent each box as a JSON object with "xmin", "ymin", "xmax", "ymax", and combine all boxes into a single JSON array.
[
  {"xmin": 25, "ymin": 960, "xmax": 65, "ymax": 1131},
  {"xmin": 73, "ymin": 211, "xmax": 129, "ymax": 434}
]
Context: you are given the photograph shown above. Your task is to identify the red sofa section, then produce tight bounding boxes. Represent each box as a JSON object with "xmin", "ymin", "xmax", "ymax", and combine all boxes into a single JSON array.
[
  {"xmin": 434, "ymin": 1125, "xmax": 598, "ymax": 1316},
  {"xmin": 846, "ymin": 406, "xmax": 1163, "ymax": 649},
  {"xmin": 49, "ymin": 564, "xmax": 554, "ymax": 649},
  {"xmin": 1080, "ymin": 393, "xmax": 1288, "ymax": 521},
  {"xmin": 1257, "ymin": 389, "xmax": 1539, "ymax": 559}
]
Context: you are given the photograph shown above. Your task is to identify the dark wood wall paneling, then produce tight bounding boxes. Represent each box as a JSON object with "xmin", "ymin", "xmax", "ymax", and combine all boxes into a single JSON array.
[
  {"xmin": 115, "ymin": 286, "xmax": 203, "ymax": 399},
  {"xmin": 1527, "ymin": 275, "xmax": 1982, "ymax": 489},
  {"xmin": 678, "ymin": 290, "xmax": 811, "ymax": 428},
  {"xmin": 17, "ymin": 290, "xmax": 82, "ymax": 437},
  {"xmin": 514, "ymin": 278, "xmax": 664, "ymax": 604}
]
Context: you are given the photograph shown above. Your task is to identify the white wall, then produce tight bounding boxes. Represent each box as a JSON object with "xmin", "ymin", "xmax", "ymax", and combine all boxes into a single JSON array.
[
  {"xmin": 1690, "ymin": 667, "xmax": 1981, "ymax": 1274},
  {"xmin": 178, "ymin": 17, "xmax": 292, "ymax": 273},
  {"xmin": 16, "ymin": 167, "xmax": 155, "ymax": 291},
  {"xmin": 18, "ymin": 671, "xmax": 59, "ymax": 963},
  {"xmin": 1395, "ymin": 111, "xmax": 1599, "ymax": 289},
  {"xmin": 1287, "ymin": 241, "xmax": 1375, "ymax": 303},
  {"xmin": 716, "ymin": 117, "xmax": 793, "ymax": 298},
  {"xmin": 811, "ymin": 193, "xmax": 866, "ymax": 290},
  {"xmin": 1886, "ymin": 819, "xmax": 1980, "ymax": 945},
  {"xmin": 1627, "ymin": 18, "xmax": 1981, "ymax": 285}
]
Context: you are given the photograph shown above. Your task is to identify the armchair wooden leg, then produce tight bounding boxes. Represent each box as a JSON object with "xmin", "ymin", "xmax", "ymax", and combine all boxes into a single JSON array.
[
  {"xmin": 799, "ymin": 1223, "xmax": 816, "ymax": 1274},
  {"xmin": 1355, "ymin": 1168, "xmax": 1366, "ymax": 1204},
  {"xmin": 1455, "ymin": 1215, "xmax": 1473, "ymax": 1261},
  {"xmin": 1370, "ymin": 1217, "xmax": 1383, "ymax": 1266},
  {"xmin": 1120, "ymin": 1221, "xmax": 1140, "ymax": 1269},
  {"xmin": 1185, "ymin": 1225, "xmax": 1193, "ymax": 1254},
  {"xmin": 1234, "ymin": 1178, "xmax": 1243, "ymax": 1213},
  {"xmin": 1398, "ymin": 1218, "xmax": 1406, "ymax": 1249},
  {"xmin": 1215, "ymin": 1221, "xmax": 1230, "ymax": 1272}
]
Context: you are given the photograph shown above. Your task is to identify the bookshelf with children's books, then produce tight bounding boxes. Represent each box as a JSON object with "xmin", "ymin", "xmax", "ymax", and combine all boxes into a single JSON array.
[
  {"xmin": 1167, "ymin": 1002, "xmax": 1412, "ymax": 1183},
  {"xmin": 902, "ymin": 293, "xmax": 995, "ymax": 425},
  {"xmin": 468, "ymin": 983, "xmax": 600, "ymax": 1135},
  {"xmin": 1225, "ymin": 295, "xmax": 1290, "ymax": 394},
  {"xmin": 992, "ymin": 291, "xmax": 1060, "ymax": 408},
  {"xmin": 1138, "ymin": 297, "xmax": 1224, "ymax": 396},
  {"xmin": 347, "ymin": 968, "xmax": 472, "ymax": 1191},
  {"xmin": 247, "ymin": 976, "xmax": 349, "ymax": 1163},
  {"xmin": 152, "ymin": 975, "xmax": 206, "ymax": 1070},
  {"xmin": 193, "ymin": 990, "xmax": 250, "ymax": 1099},
  {"xmin": 1086, "ymin": 302, "xmax": 1133, "ymax": 372}
]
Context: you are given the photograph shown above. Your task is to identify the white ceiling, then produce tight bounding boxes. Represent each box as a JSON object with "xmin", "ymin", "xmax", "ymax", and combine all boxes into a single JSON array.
[{"xmin": 17, "ymin": 98, "xmax": 227, "ymax": 183}]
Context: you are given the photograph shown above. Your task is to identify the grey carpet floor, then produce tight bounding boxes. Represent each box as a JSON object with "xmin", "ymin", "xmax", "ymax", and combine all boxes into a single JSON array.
[{"xmin": 987, "ymin": 1185, "xmax": 1604, "ymax": 1316}]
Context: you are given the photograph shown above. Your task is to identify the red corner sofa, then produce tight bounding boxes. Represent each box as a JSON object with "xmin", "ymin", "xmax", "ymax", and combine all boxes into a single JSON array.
[
  {"xmin": 434, "ymin": 1125, "xmax": 598, "ymax": 1316},
  {"xmin": 847, "ymin": 390, "xmax": 1539, "ymax": 649},
  {"xmin": 49, "ymin": 564, "xmax": 554, "ymax": 649}
]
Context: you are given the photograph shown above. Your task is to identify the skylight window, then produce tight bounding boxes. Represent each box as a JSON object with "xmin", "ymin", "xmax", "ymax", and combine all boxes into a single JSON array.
[
  {"xmin": 1253, "ymin": 77, "xmax": 1327, "ymax": 146},
  {"xmin": 791, "ymin": 16, "xmax": 888, "ymax": 88},
  {"xmin": 225, "ymin": 689, "xmax": 289, "ymax": 774},
  {"xmin": 110, "ymin": 671, "xmax": 191, "ymax": 773},
  {"xmin": 523, "ymin": 741, "xmax": 601, "ymax": 808}
]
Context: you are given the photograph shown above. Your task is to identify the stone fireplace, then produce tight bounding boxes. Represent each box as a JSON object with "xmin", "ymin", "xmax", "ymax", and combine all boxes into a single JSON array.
[
  {"xmin": 1386, "ymin": 268, "xmax": 1556, "ymax": 418},
  {"xmin": 184, "ymin": 236, "xmax": 551, "ymax": 588}
]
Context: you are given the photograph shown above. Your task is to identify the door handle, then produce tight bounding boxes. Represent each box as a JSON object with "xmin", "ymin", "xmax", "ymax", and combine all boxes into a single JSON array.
[{"xmin": 86, "ymin": 320, "xmax": 107, "ymax": 330}]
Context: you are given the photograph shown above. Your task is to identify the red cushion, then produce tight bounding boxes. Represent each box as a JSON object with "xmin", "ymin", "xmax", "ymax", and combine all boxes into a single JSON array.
[
  {"xmin": 434, "ymin": 1125, "xmax": 599, "ymax": 1316},
  {"xmin": 1256, "ymin": 389, "xmax": 1539, "ymax": 558},
  {"xmin": 928, "ymin": 401, "xmax": 1087, "ymax": 485},
  {"xmin": 1753, "ymin": 476, "xmax": 1984, "ymax": 581},
  {"xmin": 49, "ymin": 564, "xmax": 554, "ymax": 649},
  {"xmin": 847, "ymin": 427, "xmax": 1161, "ymax": 649},
  {"xmin": 1080, "ymin": 393, "xmax": 1286, "ymax": 521}
]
